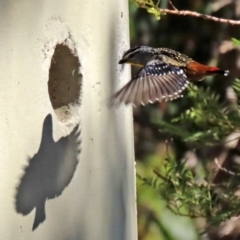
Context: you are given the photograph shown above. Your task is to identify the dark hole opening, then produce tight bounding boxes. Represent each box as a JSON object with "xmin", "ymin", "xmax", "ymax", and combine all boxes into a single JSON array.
[{"xmin": 48, "ymin": 44, "xmax": 82, "ymax": 123}]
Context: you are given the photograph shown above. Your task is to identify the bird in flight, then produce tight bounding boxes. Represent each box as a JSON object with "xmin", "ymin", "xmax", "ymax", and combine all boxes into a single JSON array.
[{"xmin": 112, "ymin": 46, "xmax": 229, "ymax": 106}]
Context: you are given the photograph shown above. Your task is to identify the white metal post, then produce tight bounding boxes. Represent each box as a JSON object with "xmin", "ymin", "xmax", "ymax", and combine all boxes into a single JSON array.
[{"xmin": 0, "ymin": 0, "xmax": 137, "ymax": 239}]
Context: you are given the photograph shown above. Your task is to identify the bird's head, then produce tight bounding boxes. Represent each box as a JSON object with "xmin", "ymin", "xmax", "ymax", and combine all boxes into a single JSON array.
[{"xmin": 119, "ymin": 46, "xmax": 155, "ymax": 67}]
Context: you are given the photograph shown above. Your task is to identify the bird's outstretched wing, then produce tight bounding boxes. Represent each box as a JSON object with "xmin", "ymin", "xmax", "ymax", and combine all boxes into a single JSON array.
[{"xmin": 112, "ymin": 59, "xmax": 190, "ymax": 106}]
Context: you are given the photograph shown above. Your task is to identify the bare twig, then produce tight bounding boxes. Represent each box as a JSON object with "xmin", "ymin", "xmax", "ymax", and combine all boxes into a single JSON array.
[
  {"xmin": 214, "ymin": 158, "xmax": 240, "ymax": 176},
  {"xmin": 158, "ymin": 9, "xmax": 240, "ymax": 25},
  {"xmin": 135, "ymin": 0, "xmax": 240, "ymax": 25},
  {"xmin": 168, "ymin": 0, "xmax": 177, "ymax": 10}
]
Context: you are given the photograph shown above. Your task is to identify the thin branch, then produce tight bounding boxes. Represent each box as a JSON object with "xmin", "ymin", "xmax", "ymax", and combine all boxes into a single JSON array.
[
  {"xmin": 158, "ymin": 8, "xmax": 240, "ymax": 25},
  {"xmin": 135, "ymin": 0, "xmax": 240, "ymax": 25},
  {"xmin": 168, "ymin": 0, "xmax": 177, "ymax": 10},
  {"xmin": 214, "ymin": 158, "xmax": 240, "ymax": 176}
]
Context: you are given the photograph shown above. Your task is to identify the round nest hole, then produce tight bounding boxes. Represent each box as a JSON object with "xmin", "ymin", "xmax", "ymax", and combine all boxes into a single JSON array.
[{"xmin": 48, "ymin": 44, "xmax": 82, "ymax": 123}]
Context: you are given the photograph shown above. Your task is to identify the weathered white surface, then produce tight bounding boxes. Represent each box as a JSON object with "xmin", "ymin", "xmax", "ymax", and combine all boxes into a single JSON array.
[{"xmin": 0, "ymin": 0, "xmax": 137, "ymax": 239}]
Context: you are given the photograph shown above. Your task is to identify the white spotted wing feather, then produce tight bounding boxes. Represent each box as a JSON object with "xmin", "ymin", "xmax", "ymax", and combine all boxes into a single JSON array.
[{"xmin": 112, "ymin": 59, "xmax": 189, "ymax": 106}]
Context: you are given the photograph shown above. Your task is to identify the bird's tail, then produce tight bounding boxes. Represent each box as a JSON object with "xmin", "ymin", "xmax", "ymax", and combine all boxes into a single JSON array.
[
  {"xmin": 188, "ymin": 62, "xmax": 229, "ymax": 77},
  {"xmin": 206, "ymin": 67, "xmax": 229, "ymax": 76}
]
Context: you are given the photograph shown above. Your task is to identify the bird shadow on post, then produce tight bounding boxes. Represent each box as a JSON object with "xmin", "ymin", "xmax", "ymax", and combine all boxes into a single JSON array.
[{"xmin": 15, "ymin": 114, "xmax": 81, "ymax": 230}]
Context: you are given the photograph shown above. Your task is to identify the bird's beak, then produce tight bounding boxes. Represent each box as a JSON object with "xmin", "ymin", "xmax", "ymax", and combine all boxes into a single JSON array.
[{"xmin": 119, "ymin": 59, "xmax": 127, "ymax": 64}]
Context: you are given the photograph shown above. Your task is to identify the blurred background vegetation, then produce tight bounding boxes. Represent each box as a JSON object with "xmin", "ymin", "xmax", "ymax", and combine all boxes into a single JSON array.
[{"xmin": 128, "ymin": 1, "xmax": 240, "ymax": 239}]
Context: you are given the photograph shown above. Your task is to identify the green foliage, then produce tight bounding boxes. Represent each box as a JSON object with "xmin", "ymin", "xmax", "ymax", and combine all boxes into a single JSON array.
[
  {"xmin": 132, "ymin": 0, "xmax": 162, "ymax": 20},
  {"xmin": 154, "ymin": 80, "xmax": 240, "ymax": 146},
  {"xmin": 137, "ymin": 40, "xmax": 240, "ymax": 235},
  {"xmin": 137, "ymin": 154, "xmax": 199, "ymax": 240},
  {"xmin": 232, "ymin": 38, "xmax": 240, "ymax": 46},
  {"xmin": 138, "ymin": 155, "xmax": 240, "ymax": 231},
  {"xmin": 131, "ymin": 0, "xmax": 240, "ymax": 237}
]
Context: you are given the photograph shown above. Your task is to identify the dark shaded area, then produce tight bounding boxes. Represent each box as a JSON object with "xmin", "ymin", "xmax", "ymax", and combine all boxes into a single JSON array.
[
  {"xmin": 48, "ymin": 44, "xmax": 82, "ymax": 122},
  {"xmin": 15, "ymin": 114, "xmax": 81, "ymax": 230}
]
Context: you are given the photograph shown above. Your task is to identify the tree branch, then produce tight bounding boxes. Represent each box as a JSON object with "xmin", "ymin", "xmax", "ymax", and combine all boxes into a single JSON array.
[
  {"xmin": 135, "ymin": 0, "xmax": 240, "ymax": 25},
  {"xmin": 159, "ymin": 8, "xmax": 240, "ymax": 25},
  {"xmin": 214, "ymin": 158, "xmax": 240, "ymax": 176}
]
